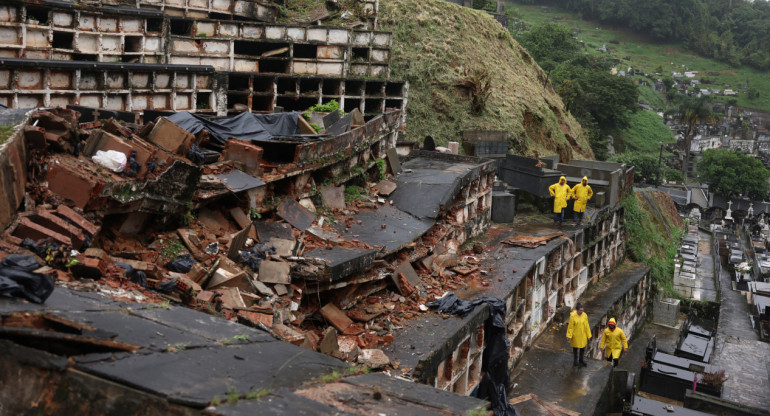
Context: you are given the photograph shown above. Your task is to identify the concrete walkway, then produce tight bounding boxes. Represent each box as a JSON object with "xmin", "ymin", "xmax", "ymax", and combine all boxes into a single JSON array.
[
  {"xmin": 509, "ymin": 264, "xmax": 650, "ymax": 415},
  {"xmin": 709, "ymin": 240, "xmax": 770, "ymax": 410}
]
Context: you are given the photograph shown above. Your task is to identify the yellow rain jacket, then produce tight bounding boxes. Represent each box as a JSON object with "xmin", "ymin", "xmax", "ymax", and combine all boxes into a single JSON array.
[
  {"xmin": 566, "ymin": 309, "xmax": 592, "ymax": 348},
  {"xmin": 600, "ymin": 318, "xmax": 628, "ymax": 359},
  {"xmin": 549, "ymin": 176, "xmax": 572, "ymax": 213},
  {"xmin": 571, "ymin": 177, "xmax": 593, "ymax": 213}
]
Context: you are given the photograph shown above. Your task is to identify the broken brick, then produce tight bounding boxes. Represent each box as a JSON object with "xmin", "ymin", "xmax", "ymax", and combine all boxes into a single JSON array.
[
  {"xmin": 31, "ymin": 209, "xmax": 86, "ymax": 249},
  {"xmin": 222, "ymin": 139, "xmax": 263, "ymax": 177},
  {"xmin": 320, "ymin": 303, "xmax": 353, "ymax": 332},
  {"xmin": 54, "ymin": 205, "xmax": 98, "ymax": 236},
  {"xmin": 237, "ymin": 310, "xmax": 274, "ymax": 329},
  {"xmin": 46, "ymin": 156, "xmax": 109, "ymax": 210},
  {"xmin": 13, "ymin": 217, "xmax": 72, "ymax": 247},
  {"xmin": 71, "ymin": 254, "xmax": 109, "ymax": 279}
]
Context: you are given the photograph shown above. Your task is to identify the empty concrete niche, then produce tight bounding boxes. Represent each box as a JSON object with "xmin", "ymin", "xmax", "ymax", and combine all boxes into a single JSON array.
[
  {"xmin": 363, "ymin": 98, "xmax": 382, "ymax": 115},
  {"xmin": 293, "ymin": 44, "xmax": 317, "ymax": 59},
  {"xmin": 321, "ymin": 79, "xmax": 341, "ymax": 95},
  {"xmin": 259, "ymin": 59, "xmax": 289, "ymax": 74},
  {"xmin": 105, "ymin": 72, "xmax": 126, "ymax": 90},
  {"xmin": 25, "ymin": 6, "xmax": 49, "ymax": 25},
  {"xmin": 385, "ymin": 99, "xmax": 402, "ymax": 111},
  {"xmin": 72, "ymin": 53, "xmax": 97, "ymax": 62},
  {"xmin": 365, "ymin": 81, "xmax": 384, "ymax": 96},
  {"xmin": 169, "ymin": 19, "xmax": 193, "ymax": 36},
  {"xmin": 351, "ymin": 47, "xmax": 369, "ymax": 62},
  {"xmin": 124, "ymin": 36, "xmax": 143, "ymax": 53},
  {"xmin": 276, "ymin": 95, "xmax": 316, "ymax": 112},
  {"xmin": 79, "ymin": 71, "xmax": 101, "ymax": 90},
  {"xmin": 259, "ymin": 141, "xmax": 298, "ymax": 164},
  {"xmin": 252, "ymin": 75, "xmax": 274, "ymax": 93},
  {"xmin": 276, "ymin": 78, "xmax": 296, "ymax": 95},
  {"xmin": 299, "ymin": 78, "xmax": 320, "ymax": 95},
  {"xmin": 385, "ymin": 82, "xmax": 404, "ymax": 97},
  {"xmin": 228, "ymin": 74, "xmax": 251, "ymax": 91},
  {"xmin": 226, "ymin": 92, "xmax": 248, "ymax": 110},
  {"xmin": 196, "ymin": 91, "xmax": 211, "ymax": 111},
  {"xmin": 344, "ymin": 80, "xmax": 364, "ymax": 96},
  {"xmin": 145, "ymin": 17, "xmax": 162, "ymax": 33},
  {"xmin": 251, "ymin": 94, "xmax": 273, "ymax": 112},
  {"xmin": 52, "ymin": 32, "xmax": 74, "ymax": 50}
]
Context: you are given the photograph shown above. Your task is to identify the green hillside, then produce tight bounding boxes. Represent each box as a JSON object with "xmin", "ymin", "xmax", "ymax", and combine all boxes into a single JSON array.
[
  {"xmin": 507, "ymin": 1, "xmax": 770, "ymax": 112},
  {"xmin": 380, "ymin": 0, "xmax": 595, "ymax": 160}
]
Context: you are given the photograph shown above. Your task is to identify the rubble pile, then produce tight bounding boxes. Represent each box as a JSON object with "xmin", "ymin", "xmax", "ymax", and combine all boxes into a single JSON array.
[{"xmin": 0, "ymin": 106, "xmax": 496, "ymax": 371}]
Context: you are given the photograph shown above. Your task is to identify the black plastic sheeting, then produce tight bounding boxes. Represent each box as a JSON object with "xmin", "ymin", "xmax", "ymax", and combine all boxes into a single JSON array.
[
  {"xmin": 0, "ymin": 254, "xmax": 55, "ymax": 304},
  {"xmin": 164, "ymin": 254, "xmax": 195, "ymax": 273},
  {"xmin": 115, "ymin": 262, "xmax": 148, "ymax": 288},
  {"xmin": 166, "ymin": 111, "xmax": 300, "ymax": 145},
  {"xmin": 429, "ymin": 293, "xmax": 519, "ymax": 416}
]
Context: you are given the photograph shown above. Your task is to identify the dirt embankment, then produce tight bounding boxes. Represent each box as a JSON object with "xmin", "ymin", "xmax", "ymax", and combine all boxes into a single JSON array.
[{"xmin": 379, "ymin": 0, "xmax": 594, "ymax": 161}]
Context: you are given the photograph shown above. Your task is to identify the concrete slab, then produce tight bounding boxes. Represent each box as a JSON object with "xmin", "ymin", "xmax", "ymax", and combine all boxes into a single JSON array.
[
  {"xmin": 75, "ymin": 341, "xmax": 349, "ymax": 407},
  {"xmin": 302, "ymin": 246, "xmax": 377, "ymax": 281},
  {"xmin": 509, "ymin": 349, "xmax": 613, "ymax": 415},
  {"xmin": 389, "ymin": 157, "xmax": 479, "ymax": 219},
  {"xmin": 340, "ymin": 204, "xmax": 433, "ymax": 257},
  {"xmin": 205, "ymin": 390, "xmax": 351, "ymax": 415},
  {"xmin": 277, "ymin": 198, "xmax": 315, "ymax": 231},
  {"xmin": 319, "ymin": 186, "xmax": 345, "ymax": 210}
]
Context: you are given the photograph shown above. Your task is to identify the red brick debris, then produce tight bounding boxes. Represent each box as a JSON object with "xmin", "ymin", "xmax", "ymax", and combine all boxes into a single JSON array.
[{"xmin": 0, "ymin": 109, "xmax": 493, "ymax": 373}]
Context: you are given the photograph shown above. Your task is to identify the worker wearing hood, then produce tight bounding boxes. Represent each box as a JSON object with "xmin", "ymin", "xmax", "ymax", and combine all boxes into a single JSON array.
[
  {"xmin": 566, "ymin": 302, "xmax": 591, "ymax": 367},
  {"xmin": 570, "ymin": 176, "xmax": 593, "ymax": 226},
  {"xmin": 600, "ymin": 317, "xmax": 628, "ymax": 367},
  {"xmin": 548, "ymin": 176, "xmax": 572, "ymax": 226}
]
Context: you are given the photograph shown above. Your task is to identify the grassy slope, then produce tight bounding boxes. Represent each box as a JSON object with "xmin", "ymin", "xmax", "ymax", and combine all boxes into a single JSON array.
[
  {"xmin": 507, "ymin": 1, "xmax": 770, "ymax": 112},
  {"xmin": 618, "ymin": 110, "xmax": 675, "ymax": 154},
  {"xmin": 379, "ymin": 0, "xmax": 594, "ymax": 160},
  {"xmin": 622, "ymin": 190, "xmax": 683, "ymax": 296}
]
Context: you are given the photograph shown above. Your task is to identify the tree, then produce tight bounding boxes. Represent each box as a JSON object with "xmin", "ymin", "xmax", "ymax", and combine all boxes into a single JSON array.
[
  {"xmin": 611, "ymin": 152, "xmax": 657, "ymax": 183},
  {"xmin": 669, "ymin": 95, "xmax": 718, "ymax": 179},
  {"xmin": 515, "ymin": 23, "xmax": 580, "ymax": 73},
  {"xmin": 696, "ymin": 149, "xmax": 770, "ymax": 200}
]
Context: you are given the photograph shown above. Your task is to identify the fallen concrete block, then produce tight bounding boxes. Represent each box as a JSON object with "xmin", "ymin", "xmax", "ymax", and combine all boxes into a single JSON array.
[
  {"xmin": 207, "ymin": 270, "xmax": 254, "ymax": 293},
  {"xmin": 229, "ymin": 207, "xmax": 251, "ymax": 229},
  {"xmin": 319, "ymin": 326, "xmax": 339, "ymax": 356},
  {"xmin": 257, "ymin": 260, "xmax": 291, "ymax": 284},
  {"xmin": 338, "ymin": 335, "xmax": 360, "ymax": 361},
  {"xmin": 320, "ymin": 186, "xmax": 346, "ymax": 210},
  {"xmin": 298, "ymin": 198, "xmax": 316, "ymax": 213},
  {"xmin": 222, "ymin": 139, "xmax": 263, "ymax": 176},
  {"xmin": 320, "ymin": 303, "xmax": 353, "ymax": 332},
  {"xmin": 252, "ymin": 279, "xmax": 274, "ymax": 296},
  {"xmin": 218, "ymin": 287, "xmax": 246, "ymax": 309},
  {"xmin": 386, "ymin": 147, "xmax": 401, "ymax": 175},
  {"xmin": 147, "ymin": 117, "xmax": 195, "ymax": 155},
  {"xmin": 358, "ymin": 349, "xmax": 390, "ymax": 369},
  {"xmin": 374, "ymin": 180, "xmax": 397, "ymax": 196},
  {"xmin": 46, "ymin": 156, "xmax": 109, "ymax": 210},
  {"xmin": 268, "ymin": 237, "xmax": 295, "ymax": 258},
  {"xmin": 276, "ymin": 198, "xmax": 316, "ymax": 231}
]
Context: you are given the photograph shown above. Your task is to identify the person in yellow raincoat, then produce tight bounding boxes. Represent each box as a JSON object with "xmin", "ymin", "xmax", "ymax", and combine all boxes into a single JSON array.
[
  {"xmin": 549, "ymin": 176, "xmax": 572, "ymax": 226},
  {"xmin": 600, "ymin": 318, "xmax": 628, "ymax": 367},
  {"xmin": 566, "ymin": 302, "xmax": 591, "ymax": 367},
  {"xmin": 570, "ymin": 176, "xmax": 593, "ymax": 226}
]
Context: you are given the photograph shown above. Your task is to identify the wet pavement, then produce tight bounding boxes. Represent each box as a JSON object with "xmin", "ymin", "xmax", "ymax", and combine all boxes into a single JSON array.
[
  {"xmin": 508, "ymin": 264, "xmax": 650, "ymax": 414},
  {"xmin": 709, "ymin": 239, "xmax": 770, "ymax": 410}
]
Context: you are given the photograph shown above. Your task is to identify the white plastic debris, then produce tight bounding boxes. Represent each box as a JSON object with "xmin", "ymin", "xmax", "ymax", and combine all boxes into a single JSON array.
[{"xmin": 92, "ymin": 150, "xmax": 127, "ymax": 172}]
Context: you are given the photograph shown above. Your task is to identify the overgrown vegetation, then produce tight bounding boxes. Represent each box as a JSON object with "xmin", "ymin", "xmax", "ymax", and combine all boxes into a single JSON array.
[
  {"xmin": 617, "ymin": 110, "xmax": 675, "ymax": 154},
  {"xmin": 307, "ymin": 99, "xmax": 343, "ymax": 115},
  {"xmin": 507, "ymin": 1, "xmax": 770, "ymax": 112},
  {"xmin": 0, "ymin": 125, "xmax": 14, "ymax": 145},
  {"xmin": 514, "ymin": 22, "xmax": 641, "ymax": 159},
  {"xmin": 379, "ymin": 0, "xmax": 593, "ymax": 160},
  {"xmin": 516, "ymin": 0, "xmax": 770, "ymax": 71},
  {"xmin": 162, "ymin": 239, "xmax": 185, "ymax": 259},
  {"xmin": 621, "ymin": 190, "xmax": 682, "ymax": 297},
  {"xmin": 344, "ymin": 185, "xmax": 367, "ymax": 202}
]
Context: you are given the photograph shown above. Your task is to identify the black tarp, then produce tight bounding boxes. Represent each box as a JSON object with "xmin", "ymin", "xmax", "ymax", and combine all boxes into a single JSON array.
[
  {"xmin": 429, "ymin": 293, "xmax": 519, "ymax": 416},
  {"xmin": 0, "ymin": 254, "xmax": 55, "ymax": 304},
  {"xmin": 165, "ymin": 111, "xmax": 300, "ymax": 145}
]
